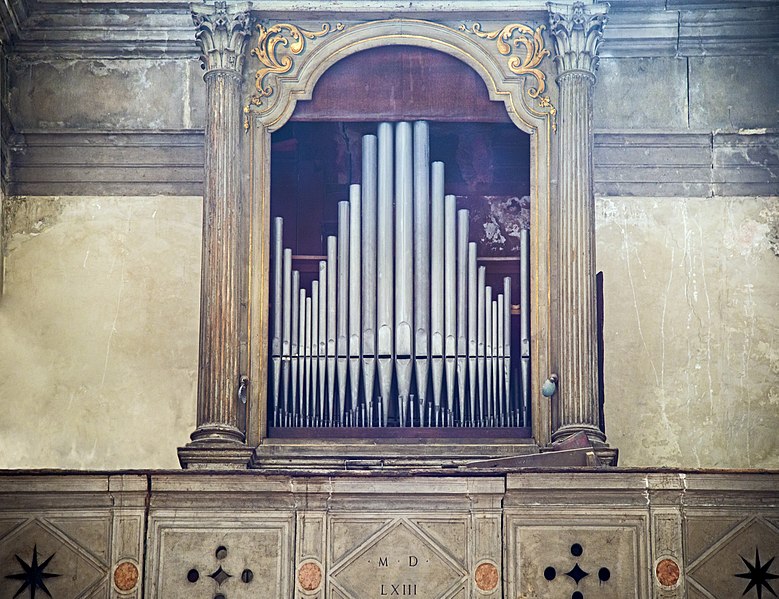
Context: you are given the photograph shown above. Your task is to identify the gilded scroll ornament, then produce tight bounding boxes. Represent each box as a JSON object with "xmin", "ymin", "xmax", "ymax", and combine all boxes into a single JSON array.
[
  {"xmin": 250, "ymin": 22, "xmax": 344, "ymax": 106},
  {"xmin": 460, "ymin": 22, "xmax": 557, "ymax": 131}
]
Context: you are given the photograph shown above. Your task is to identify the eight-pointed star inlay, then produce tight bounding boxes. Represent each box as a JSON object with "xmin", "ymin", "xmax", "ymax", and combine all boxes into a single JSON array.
[
  {"xmin": 735, "ymin": 547, "xmax": 779, "ymax": 599},
  {"xmin": 5, "ymin": 544, "xmax": 61, "ymax": 599}
]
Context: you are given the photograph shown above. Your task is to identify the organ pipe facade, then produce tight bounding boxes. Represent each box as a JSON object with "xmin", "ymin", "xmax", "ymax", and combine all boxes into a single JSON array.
[{"xmin": 270, "ymin": 121, "xmax": 531, "ymax": 428}]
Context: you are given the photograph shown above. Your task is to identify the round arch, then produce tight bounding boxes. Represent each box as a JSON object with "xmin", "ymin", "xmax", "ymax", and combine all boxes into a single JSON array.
[{"xmin": 245, "ymin": 17, "xmax": 554, "ymax": 449}]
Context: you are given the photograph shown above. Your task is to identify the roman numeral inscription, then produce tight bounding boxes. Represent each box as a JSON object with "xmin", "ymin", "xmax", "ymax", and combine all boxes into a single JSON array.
[{"xmin": 330, "ymin": 521, "xmax": 467, "ymax": 598}]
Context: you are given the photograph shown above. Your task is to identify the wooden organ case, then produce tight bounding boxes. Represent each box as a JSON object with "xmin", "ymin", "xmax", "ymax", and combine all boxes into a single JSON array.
[{"xmin": 179, "ymin": 3, "xmax": 616, "ymax": 469}]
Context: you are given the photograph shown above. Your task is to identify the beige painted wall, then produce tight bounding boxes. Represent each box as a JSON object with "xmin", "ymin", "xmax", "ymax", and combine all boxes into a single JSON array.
[
  {"xmin": 0, "ymin": 194, "xmax": 776, "ymax": 469},
  {"xmin": 0, "ymin": 196, "xmax": 200, "ymax": 469},
  {"xmin": 598, "ymin": 196, "xmax": 779, "ymax": 468}
]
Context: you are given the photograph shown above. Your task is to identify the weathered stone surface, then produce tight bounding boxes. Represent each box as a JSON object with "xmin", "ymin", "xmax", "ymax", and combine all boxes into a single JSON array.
[
  {"xmin": 0, "ymin": 196, "xmax": 200, "ymax": 469},
  {"xmin": 0, "ymin": 474, "xmax": 146, "ymax": 599},
  {"xmin": 7, "ymin": 57, "xmax": 205, "ymax": 130},
  {"xmin": 593, "ymin": 57, "xmax": 688, "ymax": 130},
  {"xmin": 689, "ymin": 55, "xmax": 779, "ymax": 130},
  {"xmin": 596, "ymin": 196, "xmax": 779, "ymax": 468},
  {"xmin": 687, "ymin": 517, "xmax": 779, "ymax": 599}
]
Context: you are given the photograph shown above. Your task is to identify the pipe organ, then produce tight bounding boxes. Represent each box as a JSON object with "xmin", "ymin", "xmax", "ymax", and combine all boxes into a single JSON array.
[{"xmin": 270, "ymin": 121, "xmax": 531, "ymax": 429}]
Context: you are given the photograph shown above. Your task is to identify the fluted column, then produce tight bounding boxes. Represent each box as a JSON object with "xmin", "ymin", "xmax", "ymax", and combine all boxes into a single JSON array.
[
  {"xmin": 548, "ymin": 2, "xmax": 610, "ymax": 447},
  {"xmin": 179, "ymin": 2, "xmax": 253, "ymax": 469}
]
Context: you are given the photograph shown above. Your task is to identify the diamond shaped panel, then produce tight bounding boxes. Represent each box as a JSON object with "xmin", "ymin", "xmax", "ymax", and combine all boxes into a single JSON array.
[
  {"xmin": 331, "ymin": 520, "xmax": 466, "ymax": 599},
  {"xmin": 0, "ymin": 519, "xmax": 104, "ymax": 599},
  {"xmin": 688, "ymin": 518, "xmax": 779, "ymax": 599}
]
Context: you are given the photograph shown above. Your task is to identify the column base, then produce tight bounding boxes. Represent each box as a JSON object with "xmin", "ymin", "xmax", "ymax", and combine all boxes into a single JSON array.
[
  {"xmin": 551, "ymin": 424, "xmax": 618, "ymax": 466},
  {"xmin": 178, "ymin": 424, "xmax": 253, "ymax": 470}
]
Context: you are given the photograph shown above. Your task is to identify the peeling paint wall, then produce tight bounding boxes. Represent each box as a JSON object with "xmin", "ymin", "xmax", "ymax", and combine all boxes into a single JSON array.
[
  {"xmin": 597, "ymin": 196, "xmax": 779, "ymax": 468},
  {"xmin": 0, "ymin": 196, "xmax": 200, "ymax": 468}
]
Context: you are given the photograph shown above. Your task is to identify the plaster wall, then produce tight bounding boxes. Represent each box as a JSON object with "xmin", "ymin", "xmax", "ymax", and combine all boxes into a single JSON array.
[
  {"xmin": 597, "ymin": 195, "xmax": 779, "ymax": 468},
  {"xmin": 0, "ymin": 193, "xmax": 776, "ymax": 469},
  {"xmin": 0, "ymin": 195, "xmax": 199, "ymax": 469}
]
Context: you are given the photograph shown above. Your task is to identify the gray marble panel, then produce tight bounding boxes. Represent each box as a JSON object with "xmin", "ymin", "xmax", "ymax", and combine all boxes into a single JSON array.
[
  {"xmin": 593, "ymin": 57, "xmax": 689, "ymax": 130},
  {"xmin": 7, "ymin": 56, "xmax": 205, "ymax": 130},
  {"xmin": 689, "ymin": 55, "xmax": 779, "ymax": 130},
  {"xmin": 713, "ymin": 132, "xmax": 779, "ymax": 196}
]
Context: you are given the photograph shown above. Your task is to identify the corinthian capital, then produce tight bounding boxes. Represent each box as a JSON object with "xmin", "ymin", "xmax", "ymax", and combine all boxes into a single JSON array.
[
  {"xmin": 547, "ymin": 1, "xmax": 609, "ymax": 76},
  {"xmin": 192, "ymin": 2, "xmax": 253, "ymax": 74}
]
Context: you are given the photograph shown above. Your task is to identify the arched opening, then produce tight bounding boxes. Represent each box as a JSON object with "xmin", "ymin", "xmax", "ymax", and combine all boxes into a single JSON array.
[{"xmin": 265, "ymin": 45, "xmax": 533, "ymax": 439}]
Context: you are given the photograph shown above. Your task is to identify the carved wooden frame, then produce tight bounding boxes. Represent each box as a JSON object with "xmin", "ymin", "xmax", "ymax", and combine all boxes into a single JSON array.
[{"xmin": 243, "ymin": 15, "xmax": 555, "ymax": 453}]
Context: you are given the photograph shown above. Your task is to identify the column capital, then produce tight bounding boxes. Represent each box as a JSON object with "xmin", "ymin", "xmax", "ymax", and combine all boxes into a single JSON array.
[
  {"xmin": 191, "ymin": 2, "xmax": 253, "ymax": 74},
  {"xmin": 547, "ymin": 1, "xmax": 609, "ymax": 76}
]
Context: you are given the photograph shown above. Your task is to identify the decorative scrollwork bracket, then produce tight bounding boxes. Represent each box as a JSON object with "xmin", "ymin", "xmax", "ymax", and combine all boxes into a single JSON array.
[
  {"xmin": 460, "ymin": 22, "xmax": 557, "ymax": 131},
  {"xmin": 244, "ymin": 21, "xmax": 345, "ymax": 128}
]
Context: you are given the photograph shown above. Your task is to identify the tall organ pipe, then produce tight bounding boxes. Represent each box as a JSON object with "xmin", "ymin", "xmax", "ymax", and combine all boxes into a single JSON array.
[
  {"xmin": 337, "ymin": 201, "xmax": 350, "ymax": 425},
  {"xmin": 497, "ymin": 293, "xmax": 505, "ymax": 426},
  {"xmin": 520, "ymin": 228, "xmax": 531, "ymax": 426},
  {"xmin": 326, "ymin": 236, "xmax": 337, "ymax": 425},
  {"xmin": 477, "ymin": 266, "xmax": 486, "ymax": 426},
  {"xmin": 413, "ymin": 121, "xmax": 430, "ymax": 425},
  {"xmin": 271, "ymin": 217, "xmax": 283, "ymax": 427},
  {"xmin": 430, "ymin": 161, "xmax": 445, "ymax": 425},
  {"xmin": 290, "ymin": 270, "xmax": 300, "ymax": 425},
  {"xmin": 348, "ymin": 185, "xmax": 362, "ymax": 422},
  {"xmin": 304, "ymin": 293, "xmax": 312, "ymax": 425},
  {"xmin": 485, "ymin": 284, "xmax": 492, "ymax": 425},
  {"xmin": 395, "ymin": 122, "xmax": 413, "ymax": 426},
  {"xmin": 361, "ymin": 134, "xmax": 378, "ymax": 426},
  {"xmin": 311, "ymin": 279, "xmax": 320, "ymax": 425},
  {"xmin": 376, "ymin": 123, "xmax": 394, "ymax": 426},
  {"xmin": 281, "ymin": 248, "xmax": 292, "ymax": 425},
  {"xmin": 456, "ymin": 209, "xmax": 469, "ymax": 425},
  {"xmin": 444, "ymin": 194, "xmax": 457, "ymax": 425},
  {"xmin": 503, "ymin": 276, "xmax": 512, "ymax": 426},
  {"xmin": 467, "ymin": 243, "xmax": 477, "ymax": 425},
  {"xmin": 317, "ymin": 261, "xmax": 327, "ymax": 424}
]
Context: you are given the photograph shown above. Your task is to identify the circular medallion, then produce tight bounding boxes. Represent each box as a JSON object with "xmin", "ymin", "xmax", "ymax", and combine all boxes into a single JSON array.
[
  {"xmin": 475, "ymin": 561, "xmax": 499, "ymax": 592},
  {"xmin": 113, "ymin": 560, "xmax": 139, "ymax": 593},
  {"xmin": 298, "ymin": 560, "xmax": 323, "ymax": 593},
  {"xmin": 655, "ymin": 558, "xmax": 681, "ymax": 588}
]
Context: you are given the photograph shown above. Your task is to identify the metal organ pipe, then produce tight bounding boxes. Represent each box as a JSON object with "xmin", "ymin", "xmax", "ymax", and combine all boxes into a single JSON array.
[
  {"xmin": 268, "ymin": 121, "xmax": 529, "ymax": 431},
  {"xmin": 281, "ymin": 247, "xmax": 292, "ymax": 426},
  {"xmin": 348, "ymin": 184, "xmax": 362, "ymax": 425},
  {"xmin": 326, "ymin": 236, "xmax": 336, "ymax": 425},
  {"xmin": 376, "ymin": 122, "xmax": 393, "ymax": 427},
  {"xmin": 290, "ymin": 270, "xmax": 300, "ymax": 426},
  {"xmin": 430, "ymin": 161, "xmax": 445, "ymax": 426},
  {"xmin": 395, "ymin": 121, "xmax": 413, "ymax": 427},
  {"xmin": 456, "ymin": 209, "xmax": 469, "ymax": 426},
  {"xmin": 413, "ymin": 121, "xmax": 430, "ymax": 426},
  {"xmin": 361, "ymin": 134, "xmax": 377, "ymax": 427},
  {"xmin": 336, "ymin": 201, "xmax": 350, "ymax": 425}
]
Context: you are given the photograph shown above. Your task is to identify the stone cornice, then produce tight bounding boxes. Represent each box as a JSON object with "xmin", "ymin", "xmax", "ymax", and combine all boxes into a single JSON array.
[
  {"xmin": 0, "ymin": 0, "xmax": 776, "ymax": 58},
  {"xmin": 548, "ymin": 1, "xmax": 610, "ymax": 76}
]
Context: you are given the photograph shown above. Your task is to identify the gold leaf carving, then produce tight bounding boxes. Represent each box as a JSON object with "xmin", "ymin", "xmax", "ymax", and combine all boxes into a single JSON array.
[
  {"xmin": 251, "ymin": 22, "xmax": 344, "ymax": 105},
  {"xmin": 461, "ymin": 22, "xmax": 557, "ymax": 131}
]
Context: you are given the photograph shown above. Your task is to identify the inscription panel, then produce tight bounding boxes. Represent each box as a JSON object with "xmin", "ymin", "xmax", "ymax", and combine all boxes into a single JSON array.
[{"xmin": 329, "ymin": 518, "xmax": 468, "ymax": 599}]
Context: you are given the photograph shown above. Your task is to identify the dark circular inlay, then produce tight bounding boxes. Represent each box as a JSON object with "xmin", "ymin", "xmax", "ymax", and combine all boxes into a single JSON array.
[
  {"xmin": 241, "ymin": 569, "xmax": 253, "ymax": 583},
  {"xmin": 187, "ymin": 569, "xmax": 199, "ymax": 583},
  {"xmin": 544, "ymin": 566, "xmax": 557, "ymax": 581},
  {"xmin": 572, "ymin": 592, "xmax": 584, "ymax": 599},
  {"xmin": 214, "ymin": 595, "xmax": 225, "ymax": 599},
  {"xmin": 215, "ymin": 546, "xmax": 228, "ymax": 560},
  {"xmin": 599, "ymin": 567, "xmax": 611, "ymax": 582},
  {"xmin": 570, "ymin": 543, "xmax": 583, "ymax": 557}
]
